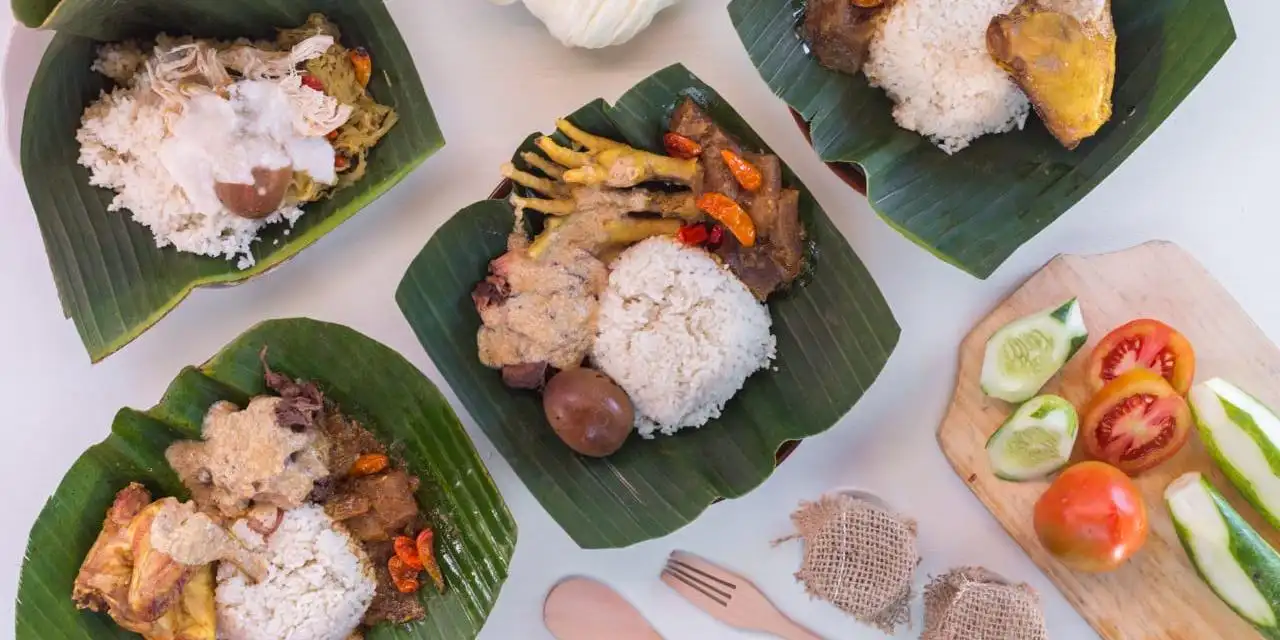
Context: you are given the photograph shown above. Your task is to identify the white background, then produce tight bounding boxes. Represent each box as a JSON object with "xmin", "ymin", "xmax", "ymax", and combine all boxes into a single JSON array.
[{"xmin": 0, "ymin": 0, "xmax": 1271, "ymax": 638}]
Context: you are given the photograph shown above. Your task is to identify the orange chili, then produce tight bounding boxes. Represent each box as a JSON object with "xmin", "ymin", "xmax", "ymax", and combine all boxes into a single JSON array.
[
  {"xmin": 663, "ymin": 133, "xmax": 703, "ymax": 159},
  {"xmin": 720, "ymin": 150, "xmax": 763, "ymax": 192},
  {"xmin": 349, "ymin": 47, "xmax": 373, "ymax": 89},
  {"xmin": 388, "ymin": 555, "xmax": 421, "ymax": 594},
  {"xmin": 394, "ymin": 535, "xmax": 424, "ymax": 570},
  {"xmin": 349, "ymin": 453, "xmax": 388, "ymax": 477},
  {"xmin": 416, "ymin": 528, "xmax": 446, "ymax": 593},
  {"xmin": 696, "ymin": 193, "xmax": 756, "ymax": 247}
]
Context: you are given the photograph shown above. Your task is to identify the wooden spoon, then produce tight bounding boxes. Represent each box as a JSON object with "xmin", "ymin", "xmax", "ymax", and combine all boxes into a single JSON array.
[{"xmin": 544, "ymin": 576, "xmax": 663, "ymax": 640}]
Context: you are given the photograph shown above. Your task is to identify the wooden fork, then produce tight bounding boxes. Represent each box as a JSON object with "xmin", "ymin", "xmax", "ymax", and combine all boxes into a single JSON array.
[{"xmin": 660, "ymin": 550, "xmax": 824, "ymax": 640}]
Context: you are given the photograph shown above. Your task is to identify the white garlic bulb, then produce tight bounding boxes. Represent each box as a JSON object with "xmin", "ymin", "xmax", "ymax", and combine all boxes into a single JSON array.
[{"xmin": 492, "ymin": 0, "xmax": 681, "ymax": 49}]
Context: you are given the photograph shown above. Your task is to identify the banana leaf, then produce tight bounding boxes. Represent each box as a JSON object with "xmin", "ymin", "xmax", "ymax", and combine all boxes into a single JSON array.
[
  {"xmin": 729, "ymin": 0, "xmax": 1234, "ymax": 278},
  {"xmin": 15, "ymin": 0, "xmax": 443, "ymax": 361},
  {"xmin": 15, "ymin": 318, "xmax": 515, "ymax": 640},
  {"xmin": 395, "ymin": 64, "xmax": 900, "ymax": 549}
]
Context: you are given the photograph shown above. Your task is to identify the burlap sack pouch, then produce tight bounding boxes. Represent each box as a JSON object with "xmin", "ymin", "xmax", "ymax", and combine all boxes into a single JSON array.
[
  {"xmin": 775, "ymin": 493, "xmax": 918, "ymax": 633},
  {"xmin": 922, "ymin": 567, "xmax": 1049, "ymax": 640}
]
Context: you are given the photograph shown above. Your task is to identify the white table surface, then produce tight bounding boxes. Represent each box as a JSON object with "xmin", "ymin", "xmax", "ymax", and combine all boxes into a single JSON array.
[{"xmin": 0, "ymin": 1, "xmax": 1270, "ymax": 638}]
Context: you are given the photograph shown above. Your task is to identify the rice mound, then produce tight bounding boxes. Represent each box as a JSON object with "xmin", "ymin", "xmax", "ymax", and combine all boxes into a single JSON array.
[
  {"xmin": 215, "ymin": 505, "xmax": 375, "ymax": 640},
  {"xmin": 864, "ymin": 0, "xmax": 1030, "ymax": 154},
  {"xmin": 592, "ymin": 237, "xmax": 776, "ymax": 437}
]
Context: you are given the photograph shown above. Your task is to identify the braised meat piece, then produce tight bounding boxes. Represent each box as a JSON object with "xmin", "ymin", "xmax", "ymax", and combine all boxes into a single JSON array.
[
  {"xmin": 770, "ymin": 189, "xmax": 805, "ymax": 282},
  {"xmin": 502, "ymin": 361, "xmax": 549, "ymax": 389},
  {"xmin": 321, "ymin": 411, "xmax": 385, "ymax": 481},
  {"xmin": 714, "ymin": 235, "xmax": 789, "ymax": 300},
  {"xmin": 670, "ymin": 99, "xmax": 807, "ymax": 298},
  {"xmin": 744, "ymin": 152, "xmax": 782, "ymax": 232},
  {"xmin": 336, "ymin": 469, "xmax": 421, "ymax": 542},
  {"xmin": 800, "ymin": 0, "xmax": 888, "ymax": 76},
  {"xmin": 670, "ymin": 98, "xmax": 743, "ymax": 200}
]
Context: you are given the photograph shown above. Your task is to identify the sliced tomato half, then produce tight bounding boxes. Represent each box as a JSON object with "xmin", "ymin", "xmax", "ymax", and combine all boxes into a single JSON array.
[
  {"xmin": 1086, "ymin": 318, "xmax": 1195, "ymax": 395},
  {"xmin": 1082, "ymin": 369, "xmax": 1192, "ymax": 475}
]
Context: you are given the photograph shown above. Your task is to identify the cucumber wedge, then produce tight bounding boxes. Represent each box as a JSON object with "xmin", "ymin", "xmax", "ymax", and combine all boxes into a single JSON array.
[
  {"xmin": 986, "ymin": 394, "xmax": 1078, "ymax": 480},
  {"xmin": 980, "ymin": 298, "xmax": 1087, "ymax": 403},
  {"xmin": 1190, "ymin": 378, "xmax": 1280, "ymax": 531},
  {"xmin": 1166, "ymin": 472, "xmax": 1280, "ymax": 639}
]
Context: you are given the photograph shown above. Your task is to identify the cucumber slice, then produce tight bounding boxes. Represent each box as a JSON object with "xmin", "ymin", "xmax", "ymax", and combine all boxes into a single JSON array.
[
  {"xmin": 986, "ymin": 394, "xmax": 1078, "ymax": 480},
  {"xmin": 1166, "ymin": 472, "xmax": 1280, "ymax": 639},
  {"xmin": 980, "ymin": 297, "xmax": 1087, "ymax": 403},
  {"xmin": 1190, "ymin": 378, "xmax": 1280, "ymax": 531}
]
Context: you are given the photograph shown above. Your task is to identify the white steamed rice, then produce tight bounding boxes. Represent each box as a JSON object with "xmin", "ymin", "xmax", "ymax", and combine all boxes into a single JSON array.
[
  {"xmin": 215, "ymin": 505, "xmax": 375, "ymax": 640},
  {"xmin": 863, "ymin": 0, "xmax": 1030, "ymax": 154},
  {"xmin": 592, "ymin": 237, "xmax": 776, "ymax": 437}
]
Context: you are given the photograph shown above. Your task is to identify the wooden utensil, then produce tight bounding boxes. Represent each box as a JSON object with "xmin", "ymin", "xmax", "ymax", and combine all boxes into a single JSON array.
[
  {"xmin": 938, "ymin": 241, "xmax": 1280, "ymax": 640},
  {"xmin": 660, "ymin": 550, "xmax": 823, "ymax": 640},
  {"xmin": 543, "ymin": 577, "xmax": 663, "ymax": 640}
]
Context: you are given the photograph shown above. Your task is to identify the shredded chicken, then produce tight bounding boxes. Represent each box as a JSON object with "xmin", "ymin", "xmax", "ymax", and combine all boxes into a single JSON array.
[{"xmin": 144, "ymin": 35, "xmax": 353, "ymax": 135}]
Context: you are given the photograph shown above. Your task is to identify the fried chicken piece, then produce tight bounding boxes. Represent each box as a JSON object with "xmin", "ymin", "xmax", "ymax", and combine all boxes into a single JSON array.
[
  {"xmin": 988, "ymin": 0, "xmax": 1115, "ymax": 149},
  {"xmin": 73, "ymin": 485, "xmax": 217, "ymax": 640}
]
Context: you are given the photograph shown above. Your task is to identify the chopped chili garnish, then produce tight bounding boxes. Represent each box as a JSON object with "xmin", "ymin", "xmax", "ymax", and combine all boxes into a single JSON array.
[
  {"xmin": 707, "ymin": 225, "xmax": 725, "ymax": 247},
  {"xmin": 394, "ymin": 535, "xmax": 424, "ymax": 570},
  {"xmin": 300, "ymin": 74, "xmax": 325, "ymax": 92},
  {"xmin": 721, "ymin": 150, "xmax": 763, "ymax": 192},
  {"xmin": 334, "ymin": 154, "xmax": 351, "ymax": 172},
  {"xmin": 326, "ymin": 129, "xmax": 340, "ymax": 141},
  {"xmin": 663, "ymin": 133, "xmax": 703, "ymax": 159},
  {"xmin": 416, "ymin": 528, "xmax": 446, "ymax": 593},
  {"xmin": 388, "ymin": 555, "xmax": 421, "ymax": 594},
  {"xmin": 349, "ymin": 47, "xmax": 372, "ymax": 89},
  {"xmin": 696, "ymin": 193, "xmax": 756, "ymax": 247},
  {"xmin": 349, "ymin": 453, "xmax": 388, "ymax": 477},
  {"xmin": 676, "ymin": 223, "xmax": 709, "ymax": 246}
]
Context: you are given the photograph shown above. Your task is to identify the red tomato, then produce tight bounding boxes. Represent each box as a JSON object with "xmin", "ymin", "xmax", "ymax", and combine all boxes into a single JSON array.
[
  {"xmin": 1082, "ymin": 369, "xmax": 1192, "ymax": 475},
  {"xmin": 1086, "ymin": 319, "xmax": 1195, "ymax": 395},
  {"xmin": 1034, "ymin": 461, "xmax": 1149, "ymax": 572}
]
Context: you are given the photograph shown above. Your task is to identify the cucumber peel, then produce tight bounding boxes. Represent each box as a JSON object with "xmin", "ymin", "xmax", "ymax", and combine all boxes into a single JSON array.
[
  {"xmin": 980, "ymin": 298, "xmax": 1087, "ymax": 403},
  {"xmin": 1166, "ymin": 472, "xmax": 1280, "ymax": 639},
  {"xmin": 986, "ymin": 394, "xmax": 1078, "ymax": 480},
  {"xmin": 1190, "ymin": 378, "xmax": 1280, "ymax": 532}
]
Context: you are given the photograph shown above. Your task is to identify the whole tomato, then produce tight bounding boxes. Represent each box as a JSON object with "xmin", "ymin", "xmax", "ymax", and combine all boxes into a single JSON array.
[{"xmin": 1034, "ymin": 461, "xmax": 1149, "ymax": 572}]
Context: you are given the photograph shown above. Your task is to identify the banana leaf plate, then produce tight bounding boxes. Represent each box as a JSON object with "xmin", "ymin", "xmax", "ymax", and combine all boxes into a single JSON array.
[
  {"xmin": 14, "ymin": 0, "xmax": 444, "ymax": 362},
  {"xmin": 15, "ymin": 318, "xmax": 515, "ymax": 640},
  {"xmin": 729, "ymin": 0, "xmax": 1235, "ymax": 278},
  {"xmin": 396, "ymin": 64, "xmax": 900, "ymax": 549}
]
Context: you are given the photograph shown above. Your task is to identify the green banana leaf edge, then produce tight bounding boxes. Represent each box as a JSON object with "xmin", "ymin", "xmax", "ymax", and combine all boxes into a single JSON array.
[
  {"xmin": 16, "ymin": 0, "xmax": 444, "ymax": 361},
  {"xmin": 15, "ymin": 317, "xmax": 516, "ymax": 640},
  {"xmin": 728, "ymin": 0, "xmax": 1235, "ymax": 278},
  {"xmin": 396, "ymin": 63, "xmax": 900, "ymax": 549}
]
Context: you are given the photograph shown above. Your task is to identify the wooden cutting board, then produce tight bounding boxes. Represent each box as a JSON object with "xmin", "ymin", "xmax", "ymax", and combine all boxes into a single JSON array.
[{"xmin": 938, "ymin": 241, "xmax": 1280, "ymax": 640}]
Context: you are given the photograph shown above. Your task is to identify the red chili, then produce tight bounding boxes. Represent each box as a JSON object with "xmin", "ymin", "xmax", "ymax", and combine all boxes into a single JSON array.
[
  {"xmin": 676, "ymin": 223, "xmax": 709, "ymax": 246},
  {"xmin": 301, "ymin": 75, "xmax": 325, "ymax": 92},
  {"xmin": 707, "ymin": 225, "xmax": 725, "ymax": 247}
]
